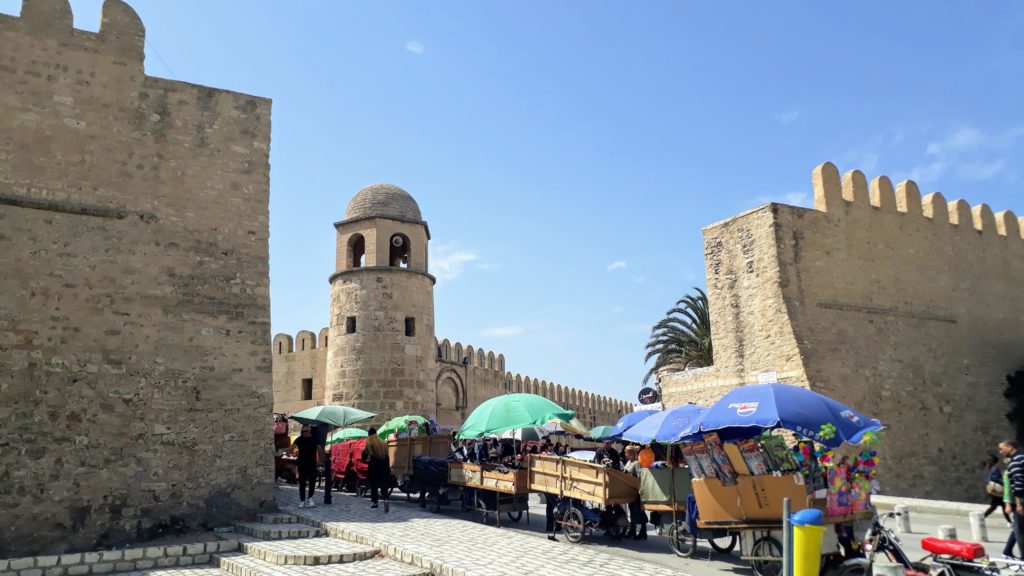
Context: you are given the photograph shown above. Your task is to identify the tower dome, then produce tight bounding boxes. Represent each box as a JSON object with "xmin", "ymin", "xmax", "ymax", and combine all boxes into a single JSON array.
[{"xmin": 344, "ymin": 183, "xmax": 422, "ymax": 222}]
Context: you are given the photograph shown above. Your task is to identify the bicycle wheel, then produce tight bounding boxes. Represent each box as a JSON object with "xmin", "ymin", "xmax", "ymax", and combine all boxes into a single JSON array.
[
  {"xmin": 709, "ymin": 533, "xmax": 738, "ymax": 554},
  {"xmin": 750, "ymin": 536, "xmax": 783, "ymax": 576},
  {"xmin": 563, "ymin": 507, "xmax": 586, "ymax": 544},
  {"xmin": 506, "ymin": 510, "xmax": 523, "ymax": 523},
  {"xmin": 427, "ymin": 499, "xmax": 441, "ymax": 514},
  {"xmin": 668, "ymin": 523, "xmax": 697, "ymax": 558}
]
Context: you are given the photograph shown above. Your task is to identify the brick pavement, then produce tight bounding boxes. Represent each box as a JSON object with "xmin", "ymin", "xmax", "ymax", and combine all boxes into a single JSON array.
[{"xmin": 279, "ymin": 487, "xmax": 690, "ymax": 576}]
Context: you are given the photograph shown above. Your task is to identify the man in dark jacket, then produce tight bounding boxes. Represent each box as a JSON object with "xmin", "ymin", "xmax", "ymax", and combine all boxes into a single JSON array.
[
  {"xmin": 1000, "ymin": 440, "xmax": 1024, "ymax": 557},
  {"xmin": 593, "ymin": 440, "xmax": 622, "ymax": 470},
  {"xmin": 292, "ymin": 425, "xmax": 322, "ymax": 508}
]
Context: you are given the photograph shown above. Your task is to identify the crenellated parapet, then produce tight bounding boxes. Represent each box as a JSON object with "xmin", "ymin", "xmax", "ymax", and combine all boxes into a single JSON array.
[
  {"xmin": 812, "ymin": 161, "xmax": 1024, "ymax": 241},
  {"xmin": 435, "ymin": 337, "xmax": 505, "ymax": 372},
  {"xmin": 499, "ymin": 370, "xmax": 632, "ymax": 422},
  {"xmin": 272, "ymin": 329, "xmax": 328, "ymax": 355},
  {"xmin": 2, "ymin": 0, "xmax": 146, "ymax": 76}
]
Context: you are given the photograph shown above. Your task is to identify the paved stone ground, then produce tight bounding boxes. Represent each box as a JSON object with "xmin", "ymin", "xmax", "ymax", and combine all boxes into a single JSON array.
[{"xmin": 278, "ymin": 486, "xmax": 690, "ymax": 576}]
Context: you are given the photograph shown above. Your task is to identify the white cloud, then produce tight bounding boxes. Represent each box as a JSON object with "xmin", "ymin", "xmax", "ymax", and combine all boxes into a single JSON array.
[
  {"xmin": 775, "ymin": 109, "xmax": 800, "ymax": 124},
  {"xmin": 432, "ymin": 244, "xmax": 479, "ymax": 282},
  {"xmin": 406, "ymin": 40, "xmax": 424, "ymax": 54},
  {"xmin": 910, "ymin": 125, "xmax": 1024, "ymax": 184},
  {"xmin": 606, "ymin": 260, "xmax": 628, "ymax": 271},
  {"xmin": 958, "ymin": 158, "xmax": 1006, "ymax": 181},
  {"xmin": 753, "ymin": 191, "xmax": 811, "ymax": 207},
  {"xmin": 481, "ymin": 326, "xmax": 523, "ymax": 338}
]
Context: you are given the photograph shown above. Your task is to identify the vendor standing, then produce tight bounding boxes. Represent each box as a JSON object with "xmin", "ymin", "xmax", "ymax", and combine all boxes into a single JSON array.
[
  {"xmin": 594, "ymin": 440, "xmax": 622, "ymax": 470},
  {"xmin": 365, "ymin": 427, "xmax": 392, "ymax": 513},
  {"xmin": 292, "ymin": 425, "xmax": 322, "ymax": 508}
]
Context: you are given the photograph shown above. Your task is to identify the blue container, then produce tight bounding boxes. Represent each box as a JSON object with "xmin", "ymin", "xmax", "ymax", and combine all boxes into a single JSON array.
[{"xmin": 790, "ymin": 508, "xmax": 824, "ymax": 526}]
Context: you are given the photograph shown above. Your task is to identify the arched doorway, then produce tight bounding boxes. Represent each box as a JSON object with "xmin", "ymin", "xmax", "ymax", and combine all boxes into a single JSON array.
[{"xmin": 435, "ymin": 370, "xmax": 465, "ymax": 429}]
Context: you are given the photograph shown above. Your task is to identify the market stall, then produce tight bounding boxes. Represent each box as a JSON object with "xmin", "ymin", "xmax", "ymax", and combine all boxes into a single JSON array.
[
  {"xmin": 624, "ymin": 384, "xmax": 883, "ymax": 576},
  {"xmin": 388, "ymin": 434, "xmax": 451, "ymax": 499},
  {"xmin": 451, "ymin": 393, "xmax": 583, "ymax": 527},
  {"xmin": 526, "ymin": 454, "xmax": 639, "ymax": 542}
]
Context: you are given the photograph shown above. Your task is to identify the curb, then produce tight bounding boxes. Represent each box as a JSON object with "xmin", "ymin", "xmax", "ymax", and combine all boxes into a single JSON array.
[{"xmin": 873, "ymin": 495, "xmax": 989, "ymax": 517}]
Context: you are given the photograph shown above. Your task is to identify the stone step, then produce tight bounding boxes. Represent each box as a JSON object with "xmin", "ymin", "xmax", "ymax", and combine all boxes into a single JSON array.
[
  {"xmin": 240, "ymin": 537, "xmax": 379, "ymax": 565},
  {"xmin": 233, "ymin": 522, "xmax": 322, "ymax": 540},
  {"xmin": 257, "ymin": 512, "xmax": 299, "ymax": 524},
  {"xmin": 110, "ymin": 566, "xmax": 228, "ymax": 576},
  {"xmin": 217, "ymin": 552, "xmax": 431, "ymax": 576}
]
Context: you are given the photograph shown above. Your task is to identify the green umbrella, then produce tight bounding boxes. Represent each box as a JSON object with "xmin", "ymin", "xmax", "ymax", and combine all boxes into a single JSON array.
[
  {"xmin": 327, "ymin": 428, "xmax": 368, "ymax": 445},
  {"xmin": 377, "ymin": 415, "xmax": 428, "ymax": 438},
  {"xmin": 589, "ymin": 425, "xmax": 618, "ymax": 440},
  {"xmin": 457, "ymin": 393, "xmax": 575, "ymax": 440},
  {"xmin": 289, "ymin": 405, "xmax": 376, "ymax": 429}
]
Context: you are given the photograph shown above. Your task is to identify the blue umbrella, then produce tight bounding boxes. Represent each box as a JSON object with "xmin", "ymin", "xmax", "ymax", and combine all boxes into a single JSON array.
[
  {"xmin": 610, "ymin": 409, "xmax": 658, "ymax": 437},
  {"xmin": 620, "ymin": 404, "xmax": 706, "ymax": 444},
  {"xmin": 694, "ymin": 383, "xmax": 883, "ymax": 448}
]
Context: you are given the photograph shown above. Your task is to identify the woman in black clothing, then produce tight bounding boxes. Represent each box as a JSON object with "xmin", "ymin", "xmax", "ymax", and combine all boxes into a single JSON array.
[{"xmin": 292, "ymin": 425, "xmax": 322, "ymax": 508}]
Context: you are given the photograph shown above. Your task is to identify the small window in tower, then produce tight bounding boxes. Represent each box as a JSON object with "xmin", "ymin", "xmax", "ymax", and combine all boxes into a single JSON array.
[
  {"xmin": 301, "ymin": 378, "xmax": 313, "ymax": 401},
  {"xmin": 405, "ymin": 317, "xmax": 416, "ymax": 337},
  {"xmin": 346, "ymin": 316, "xmax": 356, "ymax": 334},
  {"xmin": 277, "ymin": 342, "xmax": 282, "ymax": 354}
]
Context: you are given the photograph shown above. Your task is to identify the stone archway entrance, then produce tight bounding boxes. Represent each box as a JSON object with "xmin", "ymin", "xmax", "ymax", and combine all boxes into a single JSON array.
[{"xmin": 435, "ymin": 371, "xmax": 465, "ymax": 429}]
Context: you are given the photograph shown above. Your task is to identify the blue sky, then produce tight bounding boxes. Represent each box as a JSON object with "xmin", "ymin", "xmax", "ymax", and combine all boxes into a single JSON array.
[{"xmin": 6, "ymin": 1, "xmax": 1023, "ymax": 405}]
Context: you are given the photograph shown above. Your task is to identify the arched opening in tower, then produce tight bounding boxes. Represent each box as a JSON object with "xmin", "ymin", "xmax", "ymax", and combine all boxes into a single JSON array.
[
  {"xmin": 390, "ymin": 233, "xmax": 410, "ymax": 268},
  {"xmin": 348, "ymin": 233, "xmax": 366, "ymax": 268}
]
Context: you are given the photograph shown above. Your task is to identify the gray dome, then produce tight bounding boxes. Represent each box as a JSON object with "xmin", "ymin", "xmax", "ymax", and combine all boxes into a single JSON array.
[{"xmin": 344, "ymin": 183, "xmax": 422, "ymax": 222}]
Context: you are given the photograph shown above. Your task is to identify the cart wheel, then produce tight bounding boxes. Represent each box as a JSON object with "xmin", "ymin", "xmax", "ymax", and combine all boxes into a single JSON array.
[
  {"xmin": 668, "ymin": 523, "xmax": 697, "ymax": 558},
  {"xmin": 506, "ymin": 510, "xmax": 523, "ymax": 523},
  {"xmin": 427, "ymin": 499, "xmax": 441, "ymax": 514},
  {"xmin": 750, "ymin": 536, "xmax": 783, "ymax": 576},
  {"xmin": 836, "ymin": 563, "xmax": 870, "ymax": 576},
  {"xmin": 563, "ymin": 507, "xmax": 585, "ymax": 544},
  {"xmin": 708, "ymin": 533, "xmax": 738, "ymax": 554}
]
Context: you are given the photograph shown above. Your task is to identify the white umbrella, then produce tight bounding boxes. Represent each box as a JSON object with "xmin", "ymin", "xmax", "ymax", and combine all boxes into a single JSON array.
[{"xmin": 499, "ymin": 427, "xmax": 548, "ymax": 441}]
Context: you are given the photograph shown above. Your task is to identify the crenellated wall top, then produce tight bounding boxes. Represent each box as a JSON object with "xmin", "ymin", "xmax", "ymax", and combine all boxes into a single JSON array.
[{"xmin": 812, "ymin": 161, "xmax": 1023, "ymax": 241}]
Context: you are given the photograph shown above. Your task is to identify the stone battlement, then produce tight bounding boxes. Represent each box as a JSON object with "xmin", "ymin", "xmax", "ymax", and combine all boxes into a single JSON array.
[
  {"xmin": 813, "ymin": 161, "xmax": 1023, "ymax": 241},
  {"xmin": 436, "ymin": 338, "xmax": 505, "ymax": 372},
  {"xmin": 1, "ymin": 0, "xmax": 146, "ymax": 74}
]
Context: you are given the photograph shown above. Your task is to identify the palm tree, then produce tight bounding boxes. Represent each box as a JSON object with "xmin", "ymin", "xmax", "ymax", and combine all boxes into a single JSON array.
[{"xmin": 643, "ymin": 287, "xmax": 713, "ymax": 384}]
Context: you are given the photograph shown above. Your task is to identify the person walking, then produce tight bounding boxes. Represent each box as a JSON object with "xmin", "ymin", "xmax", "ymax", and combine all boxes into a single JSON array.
[
  {"xmin": 292, "ymin": 425, "xmax": 322, "ymax": 508},
  {"xmin": 999, "ymin": 440, "xmax": 1024, "ymax": 557},
  {"xmin": 983, "ymin": 453, "xmax": 1010, "ymax": 524},
  {"xmin": 365, "ymin": 427, "xmax": 392, "ymax": 513},
  {"xmin": 623, "ymin": 445, "xmax": 648, "ymax": 540}
]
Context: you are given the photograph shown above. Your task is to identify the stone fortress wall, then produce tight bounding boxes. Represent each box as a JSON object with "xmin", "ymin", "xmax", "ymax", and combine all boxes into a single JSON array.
[
  {"xmin": 272, "ymin": 332, "xmax": 633, "ymax": 431},
  {"xmin": 0, "ymin": 0, "xmax": 273, "ymax": 556},
  {"xmin": 662, "ymin": 161, "xmax": 1024, "ymax": 501}
]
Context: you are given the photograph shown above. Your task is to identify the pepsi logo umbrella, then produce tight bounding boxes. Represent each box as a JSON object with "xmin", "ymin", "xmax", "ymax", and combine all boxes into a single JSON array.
[
  {"xmin": 620, "ymin": 403, "xmax": 706, "ymax": 444},
  {"xmin": 695, "ymin": 383, "xmax": 883, "ymax": 448},
  {"xmin": 610, "ymin": 409, "xmax": 658, "ymax": 437}
]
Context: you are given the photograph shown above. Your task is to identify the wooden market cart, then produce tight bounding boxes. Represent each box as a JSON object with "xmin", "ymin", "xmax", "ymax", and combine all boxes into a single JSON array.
[
  {"xmin": 387, "ymin": 434, "xmax": 451, "ymax": 500},
  {"xmin": 691, "ymin": 475, "xmax": 873, "ymax": 576},
  {"xmin": 639, "ymin": 465, "xmax": 739, "ymax": 559},
  {"xmin": 526, "ymin": 454, "xmax": 640, "ymax": 543},
  {"xmin": 447, "ymin": 460, "xmax": 531, "ymax": 527}
]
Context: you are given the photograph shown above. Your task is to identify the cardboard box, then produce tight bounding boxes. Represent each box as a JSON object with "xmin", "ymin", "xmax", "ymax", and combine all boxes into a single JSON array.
[
  {"xmin": 736, "ymin": 474, "xmax": 814, "ymax": 520},
  {"xmin": 692, "ymin": 477, "xmax": 744, "ymax": 523}
]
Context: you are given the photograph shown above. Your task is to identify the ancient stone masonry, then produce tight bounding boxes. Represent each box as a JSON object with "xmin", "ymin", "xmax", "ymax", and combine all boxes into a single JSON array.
[
  {"xmin": 272, "ymin": 183, "xmax": 632, "ymax": 432},
  {"xmin": 274, "ymin": 331, "xmax": 632, "ymax": 431},
  {"xmin": 0, "ymin": 0, "xmax": 273, "ymax": 556},
  {"xmin": 661, "ymin": 161, "xmax": 1024, "ymax": 501}
]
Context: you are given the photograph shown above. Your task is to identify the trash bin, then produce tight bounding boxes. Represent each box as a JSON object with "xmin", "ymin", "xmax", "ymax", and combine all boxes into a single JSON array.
[{"xmin": 791, "ymin": 508, "xmax": 826, "ymax": 576}]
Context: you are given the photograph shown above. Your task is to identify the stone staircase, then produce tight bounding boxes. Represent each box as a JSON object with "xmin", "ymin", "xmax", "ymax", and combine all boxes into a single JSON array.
[{"xmin": 116, "ymin": 513, "xmax": 429, "ymax": 576}]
